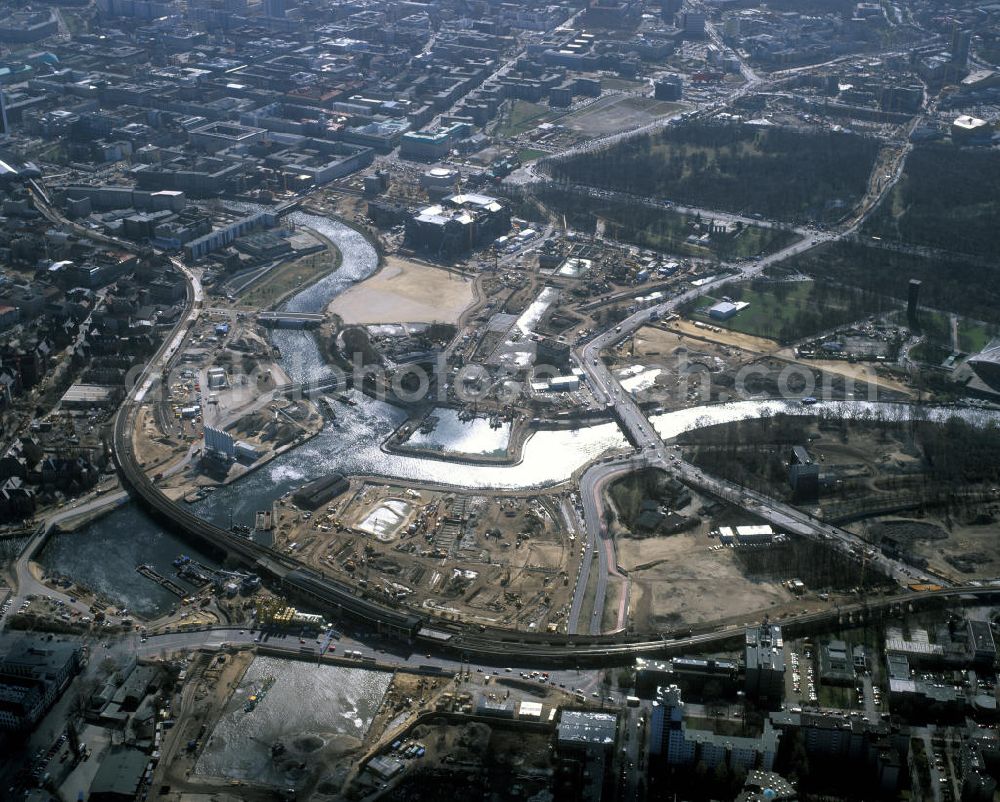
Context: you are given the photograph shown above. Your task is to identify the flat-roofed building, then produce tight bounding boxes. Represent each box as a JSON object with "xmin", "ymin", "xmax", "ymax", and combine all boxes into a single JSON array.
[
  {"xmin": 0, "ymin": 637, "xmax": 81, "ymax": 731},
  {"xmin": 745, "ymin": 624, "xmax": 785, "ymax": 710}
]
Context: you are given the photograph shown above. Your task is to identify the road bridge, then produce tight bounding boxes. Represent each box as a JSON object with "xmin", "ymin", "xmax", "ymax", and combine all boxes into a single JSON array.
[{"xmin": 257, "ymin": 311, "xmax": 325, "ymax": 329}]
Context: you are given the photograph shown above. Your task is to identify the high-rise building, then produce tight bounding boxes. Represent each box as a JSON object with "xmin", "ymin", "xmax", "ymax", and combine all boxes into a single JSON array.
[
  {"xmin": 654, "ymin": 75, "xmax": 683, "ymax": 101},
  {"xmin": 675, "ymin": 10, "xmax": 706, "ymax": 37},
  {"xmin": 651, "ymin": 685, "xmax": 780, "ymax": 772},
  {"xmin": 649, "ymin": 684, "xmax": 691, "ymax": 761},
  {"xmin": 745, "ymin": 624, "xmax": 785, "ymax": 709},
  {"xmin": 662, "ymin": 0, "xmax": 682, "ymax": 22},
  {"xmin": 951, "ymin": 27, "xmax": 971, "ymax": 69},
  {"xmin": 907, "ymin": 279, "xmax": 921, "ymax": 328},
  {"xmin": 0, "ymin": 89, "xmax": 8, "ymax": 139}
]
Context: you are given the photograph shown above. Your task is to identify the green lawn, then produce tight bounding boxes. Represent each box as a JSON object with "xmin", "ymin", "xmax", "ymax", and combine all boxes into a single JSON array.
[
  {"xmin": 909, "ymin": 341, "xmax": 952, "ymax": 365},
  {"xmin": 517, "ymin": 148, "xmax": 549, "ymax": 163},
  {"xmin": 958, "ymin": 321, "xmax": 995, "ymax": 353},
  {"xmin": 695, "ymin": 281, "xmax": 815, "ymax": 338},
  {"xmin": 916, "ymin": 309, "xmax": 996, "ymax": 355},
  {"xmin": 691, "ymin": 278, "xmax": 897, "ymax": 343},
  {"xmin": 916, "ymin": 310, "xmax": 951, "ymax": 344},
  {"xmin": 497, "ymin": 101, "xmax": 552, "ymax": 137}
]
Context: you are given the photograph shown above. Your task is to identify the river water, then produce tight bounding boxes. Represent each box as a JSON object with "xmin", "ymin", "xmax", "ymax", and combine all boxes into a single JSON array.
[
  {"xmin": 402, "ymin": 407, "xmax": 512, "ymax": 456},
  {"xmin": 194, "ymin": 655, "xmax": 390, "ymax": 786},
  {"xmin": 37, "ymin": 209, "xmax": 1000, "ymax": 617}
]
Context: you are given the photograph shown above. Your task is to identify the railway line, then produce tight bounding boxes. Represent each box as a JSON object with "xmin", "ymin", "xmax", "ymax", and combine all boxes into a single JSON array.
[
  {"xmin": 113, "ymin": 378, "xmax": 1000, "ymax": 665},
  {"xmin": 100, "ymin": 184, "xmax": 998, "ymax": 665}
]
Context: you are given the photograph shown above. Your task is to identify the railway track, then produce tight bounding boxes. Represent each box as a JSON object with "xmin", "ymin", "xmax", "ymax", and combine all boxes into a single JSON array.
[{"xmin": 104, "ymin": 199, "xmax": 1000, "ymax": 665}]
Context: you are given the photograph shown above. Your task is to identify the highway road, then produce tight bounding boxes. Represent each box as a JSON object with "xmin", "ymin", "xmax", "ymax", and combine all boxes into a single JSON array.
[
  {"xmin": 563, "ymin": 107, "xmax": 923, "ymax": 633},
  {"xmin": 102, "ymin": 625, "xmax": 621, "ymax": 702},
  {"xmin": 570, "ymin": 454, "xmax": 652, "ymax": 636},
  {"xmin": 4, "ymin": 490, "xmax": 133, "ymax": 630},
  {"xmin": 10, "ymin": 50, "xmax": 936, "ymax": 666}
]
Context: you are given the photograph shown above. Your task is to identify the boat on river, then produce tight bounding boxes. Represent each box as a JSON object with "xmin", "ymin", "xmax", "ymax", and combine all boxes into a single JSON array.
[{"xmin": 244, "ymin": 675, "xmax": 276, "ymax": 713}]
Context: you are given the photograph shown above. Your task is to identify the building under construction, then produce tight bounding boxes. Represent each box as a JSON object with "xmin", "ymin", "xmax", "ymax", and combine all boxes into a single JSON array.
[{"xmin": 405, "ymin": 193, "xmax": 510, "ymax": 257}]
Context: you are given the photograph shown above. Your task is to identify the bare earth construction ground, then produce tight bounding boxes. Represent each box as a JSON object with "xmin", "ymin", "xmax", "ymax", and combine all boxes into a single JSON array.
[
  {"xmin": 327, "ymin": 256, "xmax": 475, "ymax": 324},
  {"xmin": 615, "ymin": 519, "xmax": 796, "ymax": 632},
  {"xmin": 562, "ymin": 95, "xmax": 688, "ymax": 136}
]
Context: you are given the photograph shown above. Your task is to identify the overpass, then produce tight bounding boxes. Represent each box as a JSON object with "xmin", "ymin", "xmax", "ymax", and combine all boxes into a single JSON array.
[
  {"xmin": 102, "ymin": 128, "xmax": 981, "ymax": 664},
  {"xmin": 113, "ymin": 351, "xmax": 999, "ymax": 665},
  {"xmin": 274, "ymin": 199, "xmax": 303, "ymax": 216},
  {"xmin": 272, "ymin": 376, "xmax": 342, "ymax": 399},
  {"xmin": 257, "ymin": 311, "xmax": 325, "ymax": 329}
]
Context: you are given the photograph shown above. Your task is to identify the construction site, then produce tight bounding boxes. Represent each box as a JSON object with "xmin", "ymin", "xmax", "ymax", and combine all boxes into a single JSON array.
[
  {"xmin": 270, "ymin": 482, "xmax": 583, "ymax": 632},
  {"xmin": 607, "ymin": 317, "xmax": 907, "ymax": 411}
]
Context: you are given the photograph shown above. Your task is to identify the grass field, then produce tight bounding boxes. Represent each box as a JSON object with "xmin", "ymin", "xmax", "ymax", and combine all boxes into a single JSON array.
[
  {"xmin": 497, "ymin": 101, "xmax": 553, "ymax": 137},
  {"xmin": 916, "ymin": 310, "xmax": 995, "ymax": 351},
  {"xmin": 694, "ymin": 282, "xmax": 815, "ymax": 339},
  {"xmin": 960, "ymin": 321, "xmax": 994, "ymax": 353},
  {"xmin": 517, "ymin": 148, "xmax": 549, "ymax": 163},
  {"xmin": 909, "ymin": 341, "xmax": 952, "ymax": 365},
  {"xmin": 237, "ymin": 246, "xmax": 341, "ymax": 309},
  {"xmin": 689, "ymin": 278, "xmax": 894, "ymax": 343},
  {"xmin": 818, "ymin": 684, "xmax": 854, "ymax": 710}
]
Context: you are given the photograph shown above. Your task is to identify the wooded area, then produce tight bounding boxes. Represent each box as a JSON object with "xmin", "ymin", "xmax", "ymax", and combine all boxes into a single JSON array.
[
  {"xmin": 547, "ymin": 122, "xmax": 880, "ymax": 223},
  {"xmin": 866, "ymin": 144, "xmax": 1000, "ymax": 257},
  {"xmin": 781, "ymin": 241, "xmax": 1000, "ymax": 325},
  {"xmin": 533, "ymin": 183, "xmax": 799, "ymax": 260}
]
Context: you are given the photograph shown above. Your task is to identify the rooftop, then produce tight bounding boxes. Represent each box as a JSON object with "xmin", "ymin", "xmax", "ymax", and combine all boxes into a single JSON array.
[{"xmin": 557, "ymin": 710, "xmax": 618, "ymax": 746}]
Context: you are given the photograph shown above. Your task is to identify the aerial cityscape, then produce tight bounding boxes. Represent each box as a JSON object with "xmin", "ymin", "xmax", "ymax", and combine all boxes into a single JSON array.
[{"xmin": 0, "ymin": 0, "xmax": 998, "ymax": 799}]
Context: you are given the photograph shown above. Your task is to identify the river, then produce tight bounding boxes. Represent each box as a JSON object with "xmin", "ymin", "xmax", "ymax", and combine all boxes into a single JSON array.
[
  {"xmin": 38, "ymin": 210, "xmax": 627, "ymax": 615},
  {"xmin": 37, "ymin": 209, "xmax": 1000, "ymax": 617}
]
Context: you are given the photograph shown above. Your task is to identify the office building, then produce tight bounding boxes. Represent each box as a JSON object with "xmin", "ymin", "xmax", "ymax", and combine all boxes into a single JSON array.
[
  {"xmin": 745, "ymin": 624, "xmax": 785, "ymax": 709},
  {"xmin": 557, "ymin": 710, "xmax": 618, "ymax": 752},
  {"xmin": 264, "ymin": 0, "xmax": 286, "ymax": 17},
  {"xmin": 789, "ymin": 445, "xmax": 819, "ymax": 501},
  {"xmin": 406, "ymin": 193, "xmax": 510, "ymax": 256},
  {"xmin": 88, "ymin": 747, "xmax": 149, "ymax": 802},
  {"xmin": 654, "ymin": 75, "xmax": 683, "ymax": 101},
  {"xmin": 661, "ymin": 0, "xmax": 683, "ymax": 22},
  {"xmin": 651, "ymin": 685, "xmax": 780, "ymax": 772},
  {"xmin": 906, "ymin": 279, "xmax": 921, "ymax": 327},
  {"xmin": 819, "ymin": 640, "xmax": 856, "ymax": 685},
  {"xmin": 0, "ymin": 637, "xmax": 81, "ymax": 731},
  {"xmin": 966, "ymin": 619, "xmax": 997, "ymax": 667},
  {"xmin": 675, "ymin": 10, "xmax": 706, "ymax": 38},
  {"xmin": 951, "ymin": 27, "xmax": 971, "ymax": 70}
]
